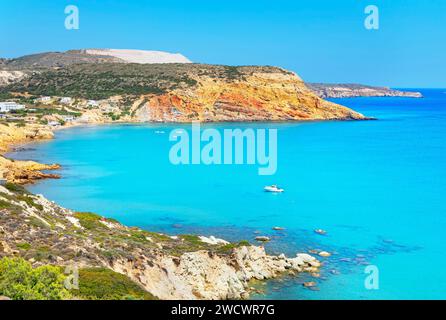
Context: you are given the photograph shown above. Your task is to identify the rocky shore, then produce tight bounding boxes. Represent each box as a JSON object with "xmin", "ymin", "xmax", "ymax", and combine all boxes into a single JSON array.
[
  {"xmin": 0, "ymin": 183, "xmax": 320, "ymax": 299},
  {"xmin": 0, "ymin": 52, "xmax": 360, "ymax": 299},
  {"xmin": 1, "ymin": 52, "xmax": 369, "ymax": 123},
  {"xmin": 0, "ymin": 51, "xmax": 373, "ymax": 184},
  {"xmin": 0, "ymin": 120, "xmax": 323, "ymax": 299},
  {"xmin": 0, "ymin": 123, "xmax": 60, "ymax": 184}
]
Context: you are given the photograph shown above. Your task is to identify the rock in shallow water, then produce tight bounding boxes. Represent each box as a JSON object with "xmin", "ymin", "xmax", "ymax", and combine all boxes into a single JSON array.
[
  {"xmin": 255, "ymin": 236, "xmax": 271, "ymax": 242},
  {"xmin": 318, "ymin": 251, "xmax": 331, "ymax": 257},
  {"xmin": 303, "ymin": 281, "xmax": 317, "ymax": 288}
]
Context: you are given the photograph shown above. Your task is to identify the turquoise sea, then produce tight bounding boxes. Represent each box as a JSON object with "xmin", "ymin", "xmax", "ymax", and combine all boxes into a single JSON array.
[{"xmin": 8, "ymin": 89, "xmax": 446, "ymax": 299}]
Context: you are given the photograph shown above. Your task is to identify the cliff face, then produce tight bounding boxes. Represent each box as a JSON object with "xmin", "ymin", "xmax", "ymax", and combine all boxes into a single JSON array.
[
  {"xmin": 133, "ymin": 69, "xmax": 367, "ymax": 122},
  {"xmin": 0, "ymin": 123, "xmax": 53, "ymax": 153},
  {"xmin": 0, "ymin": 63, "xmax": 367, "ymax": 122},
  {"xmin": 0, "ymin": 124, "xmax": 59, "ymax": 183}
]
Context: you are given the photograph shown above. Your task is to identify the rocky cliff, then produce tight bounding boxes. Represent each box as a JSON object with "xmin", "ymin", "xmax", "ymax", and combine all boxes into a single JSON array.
[
  {"xmin": 0, "ymin": 124, "xmax": 59, "ymax": 184},
  {"xmin": 132, "ymin": 67, "xmax": 367, "ymax": 122},
  {"xmin": 1, "ymin": 63, "xmax": 367, "ymax": 121}
]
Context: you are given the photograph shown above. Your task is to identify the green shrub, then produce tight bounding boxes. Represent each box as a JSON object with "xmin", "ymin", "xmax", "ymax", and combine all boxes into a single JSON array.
[
  {"xmin": 0, "ymin": 257, "xmax": 70, "ymax": 300},
  {"xmin": 16, "ymin": 242, "xmax": 31, "ymax": 250},
  {"xmin": 0, "ymin": 199, "xmax": 11, "ymax": 209},
  {"xmin": 3, "ymin": 182, "xmax": 28, "ymax": 194},
  {"xmin": 17, "ymin": 195, "xmax": 44, "ymax": 211},
  {"xmin": 216, "ymin": 240, "xmax": 251, "ymax": 255},
  {"xmin": 73, "ymin": 212, "xmax": 104, "ymax": 230},
  {"xmin": 77, "ymin": 268, "xmax": 156, "ymax": 300}
]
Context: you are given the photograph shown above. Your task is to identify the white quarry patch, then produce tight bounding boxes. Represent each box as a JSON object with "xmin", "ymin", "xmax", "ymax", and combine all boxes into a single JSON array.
[
  {"xmin": 85, "ymin": 49, "xmax": 192, "ymax": 64},
  {"xmin": 198, "ymin": 235, "xmax": 230, "ymax": 245}
]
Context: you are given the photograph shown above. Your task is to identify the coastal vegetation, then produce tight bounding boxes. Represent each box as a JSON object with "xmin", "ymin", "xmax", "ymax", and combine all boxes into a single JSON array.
[
  {"xmin": 0, "ymin": 49, "xmax": 347, "ymax": 300},
  {"xmin": 0, "ymin": 257, "xmax": 69, "ymax": 300},
  {"xmin": 0, "ymin": 50, "xmax": 368, "ymax": 129},
  {"xmin": 77, "ymin": 268, "xmax": 156, "ymax": 300},
  {"xmin": 0, "ymin": 257, "xmax": 156, "ymax": 300},
  {"xmin": 0, "ymin": 181, "xmax": 321, "ymax": 300},
  {"xmin": 0, "ymin": 63, "xmax": 288, "ymax": 100}
]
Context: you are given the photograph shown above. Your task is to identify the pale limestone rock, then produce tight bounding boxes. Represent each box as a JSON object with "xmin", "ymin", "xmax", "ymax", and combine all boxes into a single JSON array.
[
  {"xmin": 198, "ymin": 236, "xmax": 229, "ymax": 245},
  {"xmin": 110, "ymin": 245, "xmax": 320, "ymax": 300},
  {"xmin": 318, "ymin": 251, "xmax": 331, "ymax": 257}
]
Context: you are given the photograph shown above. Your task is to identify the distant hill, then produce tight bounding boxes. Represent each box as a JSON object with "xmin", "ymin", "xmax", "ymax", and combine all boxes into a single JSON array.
[
  {"xmin": 307, "ymin": 83, "xmax": 422, "ymax": 98},
  {"xmin": 0, "ymin": 49, "xmax": 372, "ymax": 122},
  {"xmin": 0, "ymin": 49, "xmax": 191, "ymax": 70},
  {"xmin": 0, "ymin": 61, "xmax": 367, "ymax": 121}
]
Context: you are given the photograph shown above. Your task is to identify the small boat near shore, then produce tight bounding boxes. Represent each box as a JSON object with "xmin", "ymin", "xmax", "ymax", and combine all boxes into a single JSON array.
[{"xmin": 264, "ymin": 185, "xmax": 284, "ymax": 193}]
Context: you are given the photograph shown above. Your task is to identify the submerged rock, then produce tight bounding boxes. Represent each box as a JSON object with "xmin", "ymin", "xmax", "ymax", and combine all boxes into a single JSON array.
[
  {"xmin": 255, "ymin": 236, "xmax": 271, "ymax": 242},
  {"xmin": 318, "ymin": 251, "xmax": 331, "ymax": 257},
  {"xmin": 303, "ymin": 282, "xmax": 317, "ymax": 288}
]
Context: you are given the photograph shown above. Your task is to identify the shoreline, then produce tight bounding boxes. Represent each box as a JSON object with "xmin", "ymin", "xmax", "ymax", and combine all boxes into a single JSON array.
[
  {"xmin": 0, "ymin": 120, "xmax": 326, "ymax": 300},
  {"xmin": 2, "ymin": 114, "xmax": 378, "ymax": 184}
]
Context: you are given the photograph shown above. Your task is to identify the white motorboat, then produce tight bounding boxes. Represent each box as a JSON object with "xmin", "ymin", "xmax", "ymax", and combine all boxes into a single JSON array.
[{"xmin": 264, "ymin": 185, "xmax": 284, "ymax": 193}]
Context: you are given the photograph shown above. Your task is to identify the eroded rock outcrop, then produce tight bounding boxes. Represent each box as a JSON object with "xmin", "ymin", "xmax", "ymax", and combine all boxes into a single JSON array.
[
  {"xmin": 0, "ymin": 157, "xmax": 60, "ymax": 184},
  {"xmin": 0, "ymin": 124, "xmax": 58, "ymax": 184},
  {"xmin": 111, "ymin": 246, "xmax": 320, "ymax": 300},
  {"xmin": 1, "ymin": 62, "xmax": 368, "ymax": 122}
]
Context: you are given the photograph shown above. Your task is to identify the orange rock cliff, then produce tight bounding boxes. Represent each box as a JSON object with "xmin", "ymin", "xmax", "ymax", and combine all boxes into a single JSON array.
[{"xmin": 130, "ymin": 66, "xmax": 367, "ymax": 122}]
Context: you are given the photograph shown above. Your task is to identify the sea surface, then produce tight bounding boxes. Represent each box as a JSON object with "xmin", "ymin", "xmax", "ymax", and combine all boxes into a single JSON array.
[{"xmin": 8, "ymin": 89, "xmax": 446, "ymax": 299}]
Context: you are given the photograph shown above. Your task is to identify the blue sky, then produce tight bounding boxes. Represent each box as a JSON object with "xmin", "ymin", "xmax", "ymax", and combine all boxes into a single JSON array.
[{"xmin": 1, "ymin": 0, "xmax": 445, "ymax": 87}]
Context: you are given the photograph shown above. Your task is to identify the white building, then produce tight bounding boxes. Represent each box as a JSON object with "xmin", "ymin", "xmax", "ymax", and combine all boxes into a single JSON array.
[
  {"xmin": 47, "ymin": 121, "xmax": 61, "ymax": 127},
  {"xmin": 0, "ymin": 102, "xmax": 25, "ymax": 113},
  {"xmin": 61, "ymin": 115, "xmax": 76, "ymax": 122},
  {"xmin": 87, "ymin": 100, "xmax": 99, "ymax": 107},
  {"xmin": 37, "ymin": 96, "xmax": 52, "ymax": 103},
  {"xmin": 60, "ymin": 97, "xmax": 73, "ymax": 104}
]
